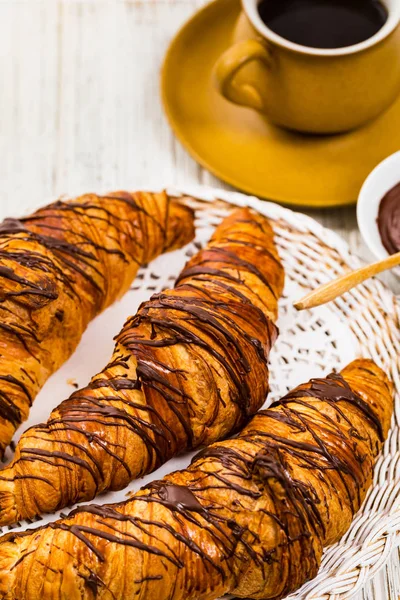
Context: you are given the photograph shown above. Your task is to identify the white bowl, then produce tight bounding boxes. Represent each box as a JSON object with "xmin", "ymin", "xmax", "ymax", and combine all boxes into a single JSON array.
[{"xmin": 357, "ymin": 150, "xmax": 400, "ymax": 261}]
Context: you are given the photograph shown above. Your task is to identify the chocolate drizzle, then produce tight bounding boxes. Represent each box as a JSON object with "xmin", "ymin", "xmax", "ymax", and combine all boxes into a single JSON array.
[
  {"xmin": 1, "ymin": 360, "xmax": 390, "ymax": 600},
  {"xmin": 183, "ymin": 364, "xmax": 388, "ymax": 596},
  {"xmin": 0, "ymin": 208, "xmax": 283, "ymax": 528},
  {"xmin": 276, "ymin": 372, "xmax": 383, "ymax": 441},
  {"xmin": 0, "ymin": 191, "xmax": 193, "ymax": 458},
  {"xmin": 153, "ymin": 483, "xmax": 204, "ymax": 513},
  {"xmin": 81, "ymin": 571, "xmax": 104, "ymax": 596}
]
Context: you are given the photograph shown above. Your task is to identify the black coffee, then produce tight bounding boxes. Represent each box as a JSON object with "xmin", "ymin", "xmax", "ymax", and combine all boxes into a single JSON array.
[{"xmin": 258, "ymin": 0, "xmax": 388, "ymax": 49}]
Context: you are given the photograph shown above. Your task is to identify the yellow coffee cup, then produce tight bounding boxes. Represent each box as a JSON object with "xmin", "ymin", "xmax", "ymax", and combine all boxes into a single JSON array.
[{"xmin": 213, "ymin": 0, "xmax": 400, "ymax": 134}]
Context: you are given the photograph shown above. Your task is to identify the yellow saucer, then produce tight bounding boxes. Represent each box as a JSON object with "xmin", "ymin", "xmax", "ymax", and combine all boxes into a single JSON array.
[{"xmin": 161, "ymin": 0, "xmax": 400, "ymax": 208}]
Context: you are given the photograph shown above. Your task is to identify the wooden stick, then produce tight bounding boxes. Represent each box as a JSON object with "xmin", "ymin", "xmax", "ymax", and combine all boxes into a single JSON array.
[{"xmin": 294, "ymin": 251, "xmax": 400, "ymax": 311}]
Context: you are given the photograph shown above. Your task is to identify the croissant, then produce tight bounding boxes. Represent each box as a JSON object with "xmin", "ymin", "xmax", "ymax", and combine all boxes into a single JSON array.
[
  {"xmin": 0, "ymin": 207, "xmax": 284, "ymax": 527},
  {"xmin": 0, "ymin": 359, "xmax": 392, "ymax": 600},
  {"xmin": 0, "ymin": 191, "xmax": 194, "ymax": 458}
]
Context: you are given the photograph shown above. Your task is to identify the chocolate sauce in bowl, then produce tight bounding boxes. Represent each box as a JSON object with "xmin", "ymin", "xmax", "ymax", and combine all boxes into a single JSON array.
[{"xmin": 377, "ymin": 183, "xmax": 400, "ymax": 255}]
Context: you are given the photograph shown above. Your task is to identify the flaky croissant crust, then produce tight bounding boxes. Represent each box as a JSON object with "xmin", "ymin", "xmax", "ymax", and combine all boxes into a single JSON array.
[
  {"xmin": 0, "ymin": 191, "xmax": 194, "ymax": 456},
  {"xmin": 0, "ymin": 359, "xmax": 393, "ymax": 600},
  {"xmin": 0, "ymin": 208, "xmax": 284, "ymax": 527}
]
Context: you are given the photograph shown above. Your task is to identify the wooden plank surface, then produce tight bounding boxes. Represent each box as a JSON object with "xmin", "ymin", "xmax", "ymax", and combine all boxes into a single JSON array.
[{"xmin": 0, "ymin": 1, "xmax": 399, "ymax": 599}]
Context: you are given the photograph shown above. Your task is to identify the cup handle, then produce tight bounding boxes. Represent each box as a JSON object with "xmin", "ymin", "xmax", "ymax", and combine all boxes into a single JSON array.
[{"xmin": 213, "ymin": 39, "xmax": 272, "ymax": 110}]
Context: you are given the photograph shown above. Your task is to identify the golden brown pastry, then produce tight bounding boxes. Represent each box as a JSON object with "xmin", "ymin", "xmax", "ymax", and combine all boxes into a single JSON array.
[
  {"xmin": 0, "ymin": 207, "xmax": 284, "ymax": 526},
  {"xmin": 0, "ymin": 191, "xmax": 194, "ymax": 458},
  {"xmin": 0, "ymin": 359, "xmax": 392, "ymax": 600}
]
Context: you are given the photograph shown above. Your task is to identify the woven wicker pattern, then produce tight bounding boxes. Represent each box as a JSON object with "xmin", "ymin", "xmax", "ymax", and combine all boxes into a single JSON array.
[{"xmin": 3, "ymin": 186, "xmax": 399, "ymax": 600}]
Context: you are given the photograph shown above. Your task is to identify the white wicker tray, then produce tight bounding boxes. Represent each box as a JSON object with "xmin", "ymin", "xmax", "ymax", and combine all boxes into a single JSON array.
[{"xmin": 2, "ymin": 186, "xmax": 400, "ymax": 600}]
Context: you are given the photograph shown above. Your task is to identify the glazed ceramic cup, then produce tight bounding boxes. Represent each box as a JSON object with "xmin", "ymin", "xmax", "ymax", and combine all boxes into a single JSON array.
[{"xmin": 213, "ymin": 0, "xmax": 400, "ymax": 134}]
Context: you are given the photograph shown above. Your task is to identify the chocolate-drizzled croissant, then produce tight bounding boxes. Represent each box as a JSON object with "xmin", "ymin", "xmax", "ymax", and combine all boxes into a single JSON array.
[
  {"xmin": 0, "ymin": 191, "xmax": 194, "ymax": 457},
  {"xmin": 0, "ymin": 208, "xmax": 284, "ymax": 526},
  {"xmin": 0, "ymin": 359, "xmax": 392, "ymax": 600}
]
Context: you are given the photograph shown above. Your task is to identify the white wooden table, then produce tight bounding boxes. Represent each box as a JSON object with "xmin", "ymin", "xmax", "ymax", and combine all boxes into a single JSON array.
[{"xmin": 0, "ymin": 1, "xmax": 399, "ymax": 598}]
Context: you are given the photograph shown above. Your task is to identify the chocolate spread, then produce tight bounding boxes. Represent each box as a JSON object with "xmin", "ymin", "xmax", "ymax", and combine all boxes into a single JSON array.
[{"xmin": 377, "ymin": 182, "xmax": 400, "ymax": 255}]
